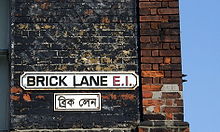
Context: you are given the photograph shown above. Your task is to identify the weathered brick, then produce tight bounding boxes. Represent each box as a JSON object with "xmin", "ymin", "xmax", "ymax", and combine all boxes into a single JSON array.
[
  {"xmin": 163, "ymin": 29, "xmax": 180, "ymax": 35},
  {"xmin": 141, "ymin": 43, "xmax": 163, "ymax": 49},
  {"xmin": 142, "ymin": 78, "xmax": 153, "ymax": 84},
  {"xmin": 140, "ymin": 36, "xmax": 151, "ymax": 42},
  {"xmin": 161, "ymin": 78, "xmax": 182, "ymax": 84},
  {"xmin": 143, "ymin": 99, "xmax": 163, "ymax": 106},
  {"xmin": 158, "ymin": 8, "xmax": 179, "ymax": 15},
  {"xmin": 141, "ymin": 64, "xmax": 152, "ymax": 70},
  {"xmin": 166, "ymin": 113, "xmax": 173, "ymax": 120},
  {"xmin": 153, "ymin": 77, "xmax": 160, "ymax": 84},
  {"xmin": 141, "ymin": 50, "xmax": 152, "ymax": 56},
  {"xmin": 160, "ymin": 64, "xmax": 182, "ymax": 71},
  {"xmin": 171, "ymin": 57, "xmax": 181, "ymax": 63},
  {"xmin": 139, "ymin": 2, "xmax": 161, "ymax": 8},
  {"xmin": 140, "ymin": 16, "xmax": 163, "ymax": 22},
  {"xmin": 162, "ymin": 36, "xmax": 180, "ymax": 43},
  {"xmin": 152, "ymin": 50, "xmax": 159, "ymax": 56},
  {"xmin": 175, "ymin": 99, "xmax": 183, "ymax": 106},
  {"xmin": 142, "ymin": 71, "xmax": 164, "ymax": 77},
  {"xmin": 172, "ymin": 71, "xmax": 182, "ymax": 77},
  {"xmin": 160, "ymin": 50, "xmax": 181, "ymax": 56},
  {"xmin": 142, "ymin": 92, "xmax": 153, "ymax": 98},
  {"xmin": 162, "ymin": 92, "xmax": 181, "ymax": 99},
  {"xmin": 169, "ymin": 1, "xmax": 179, "ymax": 7},
  {"xmin": 164, "ymin": 57, "xmax": 171, "ymax": 64},
  {"xmin": 142, "ymin": 85, "xmax": 163, "ymax": 91},
  {"xmin": 141, "ymin": 57, "xmax": 163, "ymax": 63},
  {"xmin": 163, "ymin": 107, "xmax": 183, "ymax": 113}
]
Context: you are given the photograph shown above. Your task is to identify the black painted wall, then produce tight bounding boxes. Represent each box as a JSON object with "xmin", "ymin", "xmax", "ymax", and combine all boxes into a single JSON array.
[{"xmin": 10, "ymin": 0, "xmax": 139, "ymax": 130}]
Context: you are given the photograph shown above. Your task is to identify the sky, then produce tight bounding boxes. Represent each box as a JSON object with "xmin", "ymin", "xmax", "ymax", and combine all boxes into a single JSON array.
[{"xmin": 180, "ymin": 0, "xmax": 220, "ymax": 131}]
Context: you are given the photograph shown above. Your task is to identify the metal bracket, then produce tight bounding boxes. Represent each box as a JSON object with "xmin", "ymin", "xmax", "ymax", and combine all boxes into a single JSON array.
[{"xmin": 0, "ymin": 49, "xmax": 8, "ymax": 56}]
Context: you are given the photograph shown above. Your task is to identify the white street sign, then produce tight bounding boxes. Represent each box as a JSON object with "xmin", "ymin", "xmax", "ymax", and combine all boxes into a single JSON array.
[
  {"xmin": 20, "ymin": 71, "xmax": 139, "ymax": 90},
  {"xmin": 54, "ymin": 93, "xmax": 101, "ymax": 111}
]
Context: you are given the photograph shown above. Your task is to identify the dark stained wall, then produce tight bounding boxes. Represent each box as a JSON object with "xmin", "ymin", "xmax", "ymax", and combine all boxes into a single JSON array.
[{"xmin": 10, "ymin": 0, "xmax": 139, "ymax": 130}]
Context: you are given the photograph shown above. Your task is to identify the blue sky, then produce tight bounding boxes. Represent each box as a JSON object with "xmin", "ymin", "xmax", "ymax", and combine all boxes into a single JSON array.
[{"xmin": 180, "ymin": 0, "xmax": 220, "ymax": 131}]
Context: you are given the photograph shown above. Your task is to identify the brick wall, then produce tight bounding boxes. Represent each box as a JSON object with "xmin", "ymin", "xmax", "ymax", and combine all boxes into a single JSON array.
[
  {"xmin": 10, "ymin": 0, "xmax": 139, "ymax": 130},
  {"xmin": 9, "ymin": 0, "xmax": 189, "ymax": 131},
  {"xmin": 138, "ymin": 0, "xmax": 189, "ymax": 131}
]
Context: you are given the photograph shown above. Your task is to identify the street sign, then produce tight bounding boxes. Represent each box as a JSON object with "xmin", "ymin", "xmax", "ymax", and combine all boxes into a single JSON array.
[
  {"xmin": 20, "ymin": 71, "xmax": 139, "ymax": 90},
  {"xmin": 54, "ymin": 93, "xmax": 101, "ymax": 111}
]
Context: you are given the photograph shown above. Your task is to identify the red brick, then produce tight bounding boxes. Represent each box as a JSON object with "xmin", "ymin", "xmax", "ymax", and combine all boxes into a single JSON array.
[
  {"xmin": 163, "ymin": 107, "xmax": 183, "ymax": 113},
  {"xmin": 169, "ymin": 2, "xmax": 179, "ymax": 7},
  {"xmin": 139, "ymin": 8, "xmax": 151, "ymax": 16},
  {"xmin": 164, "ymin": 57, "xmax": 171, "ymax": 64},
  {"xmin": 142, "ymin": 92, "xmax": 153, "ymax": 98},
  {"xmin": 153, "ymin": 64, "xmax": 159, "ymax": 70},
  {"xmin": 153, "ymin": 77, "xmax": 160, "ymax": 84},
  {"xmin": 163, "ymin": 29, "xmax": 180, "ymax": 35},
  {"xmin": 142, "ymin": 85, "xmax": 162, "ymax": 91},
  {"xmin": 162, "ymin": 43, "xmax": 170, "ymax": 49},
  {"xmin": 160, "ymin": 64, "xmax": 182, "ymax": 70},
  {"xmin": 23, "ymin": 94, "xmax": 32, "ymax": 102},
  {"xmin": 140, "ymin": 16, "xmax": 163, "ymax": 22},
  {"xmin": 151, "ymin": 9, "xmax": 157, "ymax": 15},
  {"xmin": 151, "ymin": 23, "xmax": 160, "ymax": 29},
  {"xmin": 160, "ymin": 50, "xmax": 180, "ymax": 56},
  {"xmin": 142, "ymin": 71, "xmax": 164, "ymax": 77},
  {"xmin": 10, "ymin": 95, "xmax": 20, "ymax": 101},
  {"xmin": 142, "ymin": 78, "xmax": 153, "ymax": 84},
  {"xmin": 154, "ymin": 106, "xmax": 161, "ymax": 113},
  {"xmin": 11, "ymin": 87, "xmax": 23, "ymax": 94},
  {"xmin": 138, "ymin": 128, "xmax": 148, "ymax": 132},
  {"xmin": 175, "ymin": 100, "xmax": 183, "ymax": 106},
  {"xmin": 141, "ymin": 57, "xmax": 163, "ymax": 63},
  {"xmin": 165, "ymin": 99, "xmax": 173, "ymax": 106},
  {"xmin": 172, "ymin": 71, "xmax": 182, "ymax": 77},
  {"xmin": 140, "ymin": 23, "xmax": 151, "ymax": 29},
  {"xmin": 166, "ymin": 113, "xmax": 173, "ymax": 120},
  {"xmin": 172, "ymin": 57, "xmax": 181, "ymax": 63},
  {"xmin": 143, "ymin": 99, "xmax": 163, "ymax": 106},
  {"xmin": 162, "ymin": 2, "xmax": 169, "ymax": 7},
  {"xmin": 152, "ymin": 50, "xmax": 159, "ymax": 56},
  {"xmin": 161, "ymin": 22, "xmax": 179, "ymax": 28},
  {"xmin": 141, "ymin": 43, "xmax": 162, "ymax": 49},
  {"xmin": 158, "ymin": 8, "xmax": 179, "ymax": 14},
  {"xmin": 162, "ymin": 36, "xmax": 180, "ymax": 42},
  {"xmin": 164, "ymin": 71, "xmax": 171, "ymax": 77},
  {"xmin": 141, "ymin": 50, "xmax": 151, "ymax": 56},
  {"xmin": 161, "ymin": 78, "xmax": 182, "ymax": 84},
  {"xmin": 141, "ymin": 64, "xmax": 152, "ymax": 70},
  {"xmin": 140, "ymin": 36, "xmax": 151, "ymax": 42},
  {"xmin": 151, "ymin": 36, "xmax": 160, "ymax": 42},
  {"xmin": 170, "ymin": 43, "xmax": 181, "ymax": 49},
  {"xmin": 139, "ymin": 2, "xmax": 161, "ymax": 8},
  {"xmin": 162, "ymin": 92, "xmax": 181, "ymax": 99}
]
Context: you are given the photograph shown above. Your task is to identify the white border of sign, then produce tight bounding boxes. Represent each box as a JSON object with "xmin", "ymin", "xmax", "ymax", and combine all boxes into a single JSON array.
[
  {"xmin": 20, "ymin": 71, "xmax": 139, "ymax": 90},
  {"xmin": 54, "ymin": 93, "xmax": 101, "ymax": 111}
]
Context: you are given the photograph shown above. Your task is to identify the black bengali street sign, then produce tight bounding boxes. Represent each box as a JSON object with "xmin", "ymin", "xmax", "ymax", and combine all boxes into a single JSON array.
[{"xmin": 20, "ymin": 71, "xmax": 139, "ymax": 90}]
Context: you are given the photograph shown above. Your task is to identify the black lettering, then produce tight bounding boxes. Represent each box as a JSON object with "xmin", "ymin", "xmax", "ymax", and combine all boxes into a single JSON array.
[
  {"xmin": 90, "ymin": 76, "xmax": 99, "ymax": 86},
  {"xmin": 81, "ymin": 76, "xmax": 89, "ymax": 86},
  {"xmin": 46, "ymin": 76, "xmax": 48, "ymax": 86},
  {"xmin": 101, "ymin": 76, "xmax": 107, "ymax": 86},
  {"xmin": 27, "ymin": 76, "xmax": 35, "ymax": 86},
  {"xmin": 50, "ymin": 76, "xmax": 58, "ymax": 86},
  {"xmin": 73, "ymin": 76, "xmax": 81, "ymax": 86},
  {"xmin": 59, "ymin": 76, "xmax": 67, "ymax": 86},
  {"xmin": 37, "ymin": 76, "xmax": 45, "ymax": 86}
]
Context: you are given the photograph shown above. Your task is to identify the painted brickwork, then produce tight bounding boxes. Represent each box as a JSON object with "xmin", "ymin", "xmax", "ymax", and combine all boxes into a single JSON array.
[
  {"xmin": 10, "ymin": 0, "xmax": 139, "ymax": 131},
  {"xmin": 138, "ymin": 0, "xmax": 189, "ymax": 131}
]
